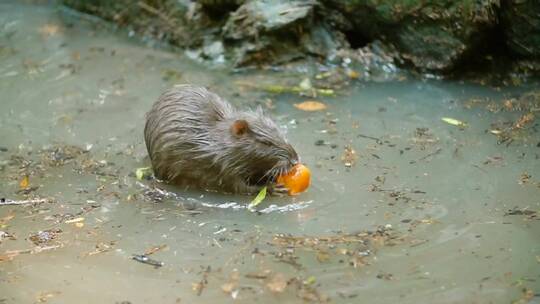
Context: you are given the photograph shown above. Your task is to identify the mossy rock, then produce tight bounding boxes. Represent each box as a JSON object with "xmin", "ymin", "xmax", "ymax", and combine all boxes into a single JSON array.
[
  {"xmin": 324, "ymin": 0, "xmax": 500, "ymax": 71},
  {"xmin": 501, "ymin": 0, "xmax": 540, "ymax": 58}
]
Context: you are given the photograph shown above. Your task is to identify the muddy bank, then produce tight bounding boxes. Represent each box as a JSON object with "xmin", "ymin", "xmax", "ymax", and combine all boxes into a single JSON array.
[{"xmin": 61, "ymin": 0, "xmax": 540, "ymax": 78}]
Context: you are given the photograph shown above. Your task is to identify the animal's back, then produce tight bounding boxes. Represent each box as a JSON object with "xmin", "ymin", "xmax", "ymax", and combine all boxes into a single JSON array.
[
  {"xmin": 144, "ymin": 85, "xmax": 233, "ymax": 182},
  {"xmin": 143, "ymin": 84, "xmax": 300, "ymax": 195}
]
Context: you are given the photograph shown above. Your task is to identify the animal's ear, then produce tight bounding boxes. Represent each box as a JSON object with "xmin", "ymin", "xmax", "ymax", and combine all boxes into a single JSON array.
[{"xmin": 230, "ymin": 119, "xmax": 249, "ymax": 137}]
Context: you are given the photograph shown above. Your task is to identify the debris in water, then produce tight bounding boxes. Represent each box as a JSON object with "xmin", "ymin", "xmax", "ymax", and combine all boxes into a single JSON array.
[
  {"xmin": 19, "ymin": 175, "xmax": 29, "ymax": 189},
  {"xmin": 43, "ymin": 144, "xmax": 86, "ymax": 166},
  {"xmin": 132, "ymin": 254, "xmax": 164, "ymax": 268},
  {"xmin": 38, "ymin": 23, "xmax": 62, "ymax": 37},
  {"xmin": 64, "ymin": 217, "xmax": 84, "ymax": 224},
  {"xmin": 513, "ymin": 113, "xmax": 535, "ymax": 129},
  {"xmin": 192, "ymin": 266, "xmax": 210, "ymax": 296},
  {"xmin": 83, "ymin": 242, "xmax": 116, "ymax": 257},
  {"xmin": 294, "ymin": 101, "xmax": 327, "ymax": 111},
  {"xmin": 409, "ymin": 148, "xmax": 442, "ymax": 164},
  {"xmin": 28, "ymin": 228, "xmax": 62, "ymax": 246},
  {"xmin": 341, "ymin": 145, "xmax": 358, "ymax": 167},
  {"xmin": 0, "ymin": 212, "xmax": 15, "ymax": 227},
  {"xmin": 0, "ymin": 198, "xmax": 52, "ymax": 206},
  {"xmin": 162, "ymin": 69, "xmax": 183, "ymax": 82},
  {"xmin": 248, "ymin": 186, "xmax": 267, "ymax": 209},
  {"xmin": 376, "ymin": 272, "xmax": 394, "ymax": 280},
  {"xmin": 512, "ymin": 288, "xmax": 534, "ymax": 304},
  {"xmin": 410, "ymin": 127, "xmax": 439, "ymax": 149},
  {"xmin": 135, "ymin": 167, "xmax": 153, "ymax": 180},
  {"xmin": 144, "ymin": 244, "xmax": 168, "ymax": 255},
  {"xmin": 441, "ymin": 117, "xmax": 467, "ymax": 128},
  {"xmin": 221, "ymin": 270, "xmax": 240, "ymax": 299},
  {"xmin": 270, "ymin": 226, "xmax": 400, "ymax": 272},
  {"xmin": 0, "ymin": 231, "xmax": 15, "ymax": 243},
  {"xmin": 504, "ymin": 208, "xmax": 537, "ymax": 220},
  {"xmin": 235, "ymin": 81, "xmax": 335, "ymax": 97},
  {"xmin": 293, "ymin": 276, "xmax": 329, "ymax": 302},
  {"xmin": 1, "ymin": 244, "xmax": 63, "ymax": 263},
  {"xmin": 347, "ymin": 69, "xmax": 360, "ymax": 79},
  {"xmin": 245, "ymin": 269, "xmax": 272, "ymax": 280},
  {"xmin": 36, "ymin": 290, "xmax": 61, "ymax": 303},
  {"xmin": 266, "ymin": 273, "xmax": 288, "ymax": 293},
  {"xmin": 316, "ymin": 251, "xmax": 330, "ymax": 263},
  {"xmin": 518, "ymin": 172, "xmax": 531, "ymax": 185},
  {"xmin": 303, "ymin": 276, "xmax": 317, "ymax": 285}
]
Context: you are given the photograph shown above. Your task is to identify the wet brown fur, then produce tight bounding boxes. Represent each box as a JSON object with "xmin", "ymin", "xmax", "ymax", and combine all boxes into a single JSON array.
[{"xmin": 144, "ymin": 84, "xmax": 299, "ymax": 195}]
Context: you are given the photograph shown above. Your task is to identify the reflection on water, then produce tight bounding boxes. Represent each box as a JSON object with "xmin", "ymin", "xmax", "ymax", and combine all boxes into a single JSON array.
[{"xmin": 0, "ymin": 2, "xmax": 539, "ymax": 304}]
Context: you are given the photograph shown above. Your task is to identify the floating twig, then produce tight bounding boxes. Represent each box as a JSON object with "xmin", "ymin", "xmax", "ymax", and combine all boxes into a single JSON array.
[
  {"xmin": 409, "ymin": 148, "xmax": 442, "ymax": 164},
  {"xmin": 0, "ymin": 198, "xmax": 51, "ymax": 206},
  {"xmin": 132, "ymin": 254, "xmax": 164, "ymax": 268},
  {"xmin": 1, "ymin": 244, "xmax": 63, "ymax": 262},
  {"xmin": 357, "ymin": 134, "xmax": 383, "ymax": 145}
]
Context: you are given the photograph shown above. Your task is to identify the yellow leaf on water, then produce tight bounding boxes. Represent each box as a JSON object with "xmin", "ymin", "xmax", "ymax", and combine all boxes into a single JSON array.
[
  {"xmin": 65, "ymin": 217, "xmax": 85, "ymax": 224},
  {"xmin": 294, "ymin": 101, "xmax": 327, "ymax": 112},
  {"xmin": 38, "ymin": 24, "xmax": 61, "ymax": 37},
  {"xmin": 221, "ymin": 282, "xmax": 237, "ymax": 294},
  {"xmin": 441, "ymin": 117, "xmax": 467, "ymax": 128},
  {"xmin": 19, "ymin": 176, "xmax": 29, "ymax": 189},
  {"xmin": 75, "ymin": 222, "xmax": 84, "ymax": 228},
  {"xmin": 36, "ymin": 291, "xmax": 62, "ymax": 303},
  {"xmin": 316, "ymin": 251, "xmax": 330, "ymax": 263},
  {"xmin": 347, "ymin": 69, "xmax": 360, "ymax": 79},
  {"xmin": 266, "ymin": 273, "xmax": 287, "ymax": 293}
]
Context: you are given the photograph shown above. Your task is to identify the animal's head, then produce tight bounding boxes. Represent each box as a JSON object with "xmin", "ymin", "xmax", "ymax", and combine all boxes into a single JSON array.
[{"xmin": 214, "ymin": 106, "xmax": 299, "ymax": 185}]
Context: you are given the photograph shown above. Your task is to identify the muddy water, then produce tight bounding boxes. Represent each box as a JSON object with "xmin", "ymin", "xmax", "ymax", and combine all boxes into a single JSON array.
[{"xmin": 1, "ymin": 2, "xmax": 539, "ymax": 304}]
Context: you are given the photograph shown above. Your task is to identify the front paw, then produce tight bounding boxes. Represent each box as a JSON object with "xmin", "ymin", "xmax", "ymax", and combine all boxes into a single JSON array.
[{"xmin": 268, "ymin": 183, "xmax": 289, "ymax": 196}]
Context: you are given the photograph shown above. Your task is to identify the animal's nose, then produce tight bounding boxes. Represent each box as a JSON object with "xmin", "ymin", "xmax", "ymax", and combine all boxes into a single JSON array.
[{"xmin": 286, "ymin": 144, "xmax": 299, "ymax": 163}]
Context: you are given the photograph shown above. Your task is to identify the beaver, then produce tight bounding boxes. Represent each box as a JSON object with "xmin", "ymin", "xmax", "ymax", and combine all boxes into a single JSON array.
[{"xmin": 144, "ymin": 84, "xmax": 299, "ymax": 195}]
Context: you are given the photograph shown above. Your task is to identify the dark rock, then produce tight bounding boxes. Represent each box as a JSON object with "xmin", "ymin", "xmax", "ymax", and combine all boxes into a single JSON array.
[
  {"xmin": 199, "ymin": 0, "xmax": 245, "ymax": 16},
  {"xmin": 223, "ymin": 0, "xmax": 314, "ymax": 37},
  {"xmin": 60, "ymin": 0, "xmax": 539, "ymax": 76},
  {"xmin": 222, "ymin": 0, "xmax": 343, "ymax": 66},
  {"xmin": 501, "ymin": 0, "xmax": 540, "ymax": 58},
  {"xmin": 323, "ymin": 0, "xmax": 501, "ymax": 72},
  {"xmin": 62, "ymin": 0, "xmax": 202, "ymax": 48}
]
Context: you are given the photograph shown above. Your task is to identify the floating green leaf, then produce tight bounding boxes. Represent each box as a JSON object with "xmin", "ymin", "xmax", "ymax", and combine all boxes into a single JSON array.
[
  {"xmin": 248, "ymin": 186, "xmax": 267, "ymax": 209},
  {"xmin": 304, "ymin": 276, "xmax": 317, "ymax": 285},
  {"xmin": 135, "ymin": 167, "xmax": 152, "ymax": 180}
]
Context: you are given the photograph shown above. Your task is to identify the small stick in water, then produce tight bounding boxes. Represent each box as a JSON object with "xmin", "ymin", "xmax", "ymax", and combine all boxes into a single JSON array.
[
  {"xmin": 357, "ymin": 134, "xmax": 383, "ymax": 145},
  {"xmin": 409, "ymin": 148, "xmax": 442, "ymax": 164},
  {"xmin": 132, "ymin": 254, "xmax": 164, "ymax": 268},
  {"xmin": 0, "ymin": 198, "xmax": 51, "ymax": 206}
]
